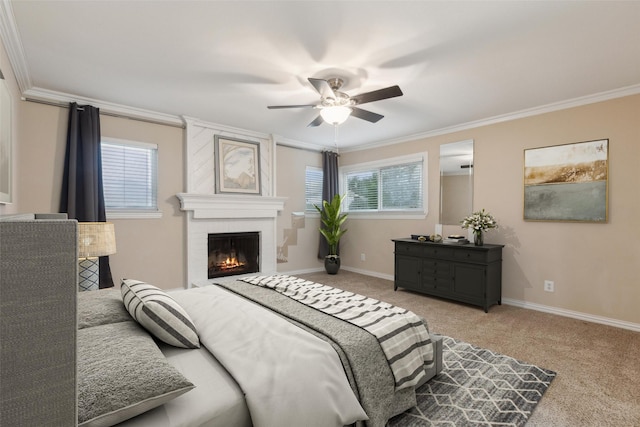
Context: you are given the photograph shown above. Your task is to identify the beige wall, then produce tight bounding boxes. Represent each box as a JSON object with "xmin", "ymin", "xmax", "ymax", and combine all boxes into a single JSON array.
[
  {"xmin": 275, "ymin": 145, "xmax": 324, "ymax": 272},
  {"xmin": 14, "ymin": 100, "xmax": 186, "ymax": 289},
  {"xmin": 0, "ymin": 35, "xmax": 21, "ymax": 215},
  {"xmin": 336, "ymin": 94, "xmax": 640, "ymax": 326},
  {"xmin": 4, "ymin": 32, "xmax": 638, "ymax": 326},
  {"xmin": 99, "ymin": 116, "xmax": 185, "ymax": 289}
]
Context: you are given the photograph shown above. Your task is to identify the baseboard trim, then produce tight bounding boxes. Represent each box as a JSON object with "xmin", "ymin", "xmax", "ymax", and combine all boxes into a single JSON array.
[
  {"xmin": 342, "ymin": 266, "xmax": 394, "ymax": 281},
  {"xmin": 279, "ymin": 267, "xmax": 640, "ymax": 332},
  {"xmin": 281, "ymin": 267, "xmax": 325, "ymax": 276},
  {"xmin": 502, "ymin": 298, "xmax": 640, "ymax": 333},
  {"xmin": 282, "ymin": 266, "xmax": 394, "ymax": 279}
]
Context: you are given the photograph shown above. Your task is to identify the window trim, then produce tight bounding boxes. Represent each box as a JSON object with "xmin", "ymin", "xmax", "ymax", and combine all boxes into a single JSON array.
[
  {"xmin": 101, "ymin": 137, "xmax": 162, "ymax": 220},
  {"xmin": 340, "ymin": 152, "xmax": 428, "ymax": 219}
]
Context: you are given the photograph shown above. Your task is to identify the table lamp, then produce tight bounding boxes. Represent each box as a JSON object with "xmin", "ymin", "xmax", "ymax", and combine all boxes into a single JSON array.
[{"xmin": 78, "ymin": 222, "xmax": 116, "ymax": 291}]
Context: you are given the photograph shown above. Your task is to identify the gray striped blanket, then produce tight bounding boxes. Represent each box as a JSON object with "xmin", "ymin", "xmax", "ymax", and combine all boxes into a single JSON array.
[{"xmin": 240, "ymin": 275, "xmax": 433, "ymax": 390}]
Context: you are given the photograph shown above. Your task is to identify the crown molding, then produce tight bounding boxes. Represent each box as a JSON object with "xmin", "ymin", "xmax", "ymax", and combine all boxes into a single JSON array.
[
  {"xmin": 23, "ymin": 87, "xmax": 184, "ymax": 127},
  {"xmin": 0, "ymin": 0, "xmax": 31, "ymax": 91},
  {"xmin": 4, "ymin": 0, "xmax": 638, "ymax": 154},
  {"xmin": 273, "ymin": 135, "xmax": 330, "ymax": 152},
  {"xmin": 1, "ymin": 0, "xmax": 185, "ymax": 129},
  {"xmin": 182, "ymin": 115, "xmax": 271, "ymax": 140},
  {"xmin": 342, "ymin": 83, "xmax": 640, "ymax": 153}
]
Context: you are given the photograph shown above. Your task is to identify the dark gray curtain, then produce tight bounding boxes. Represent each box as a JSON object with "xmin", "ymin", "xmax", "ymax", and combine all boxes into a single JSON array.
[
  {"xmin": 60, "ymin": 102, "xmax": 114, "ymax": 288},
  {"xmin": 318, "ymin": 150, "xmax": 340, "ymax": 259}
]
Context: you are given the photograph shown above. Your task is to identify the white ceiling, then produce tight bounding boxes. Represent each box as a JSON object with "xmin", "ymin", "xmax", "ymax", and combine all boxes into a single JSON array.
[{"xmin": 4, "ymin": 1, "xmax": 640, "ymax": 151}]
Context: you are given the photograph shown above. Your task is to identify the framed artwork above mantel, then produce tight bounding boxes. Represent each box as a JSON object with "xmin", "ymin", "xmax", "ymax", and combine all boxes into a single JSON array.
[
  {"xmin": 523, "ymin": 139, "xmax": 608, "ymax": 222},
  {"xmin": 214, "ymin": 135, "xmax": 261, "ymax": 195}
]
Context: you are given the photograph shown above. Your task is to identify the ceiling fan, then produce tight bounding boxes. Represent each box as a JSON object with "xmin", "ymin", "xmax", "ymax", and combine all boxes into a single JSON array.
[{"xmin": 267, "ymin": 77, "xmax": 403, "ymax": 127}]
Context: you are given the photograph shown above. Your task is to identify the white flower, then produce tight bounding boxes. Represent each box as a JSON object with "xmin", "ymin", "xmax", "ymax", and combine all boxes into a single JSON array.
[{"xmin": 461, "ymin": 209, "xmax": 498, "ymax": 232}]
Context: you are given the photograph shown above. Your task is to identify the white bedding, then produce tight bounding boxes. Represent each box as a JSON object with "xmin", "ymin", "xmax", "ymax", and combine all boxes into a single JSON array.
[
  {"xmin": 171, "ymin": 286, "xmax": 369, "ymax": 427},
  {"xmin": 241, "ymin": 275, "xmax": 433, "ymax": 389}
]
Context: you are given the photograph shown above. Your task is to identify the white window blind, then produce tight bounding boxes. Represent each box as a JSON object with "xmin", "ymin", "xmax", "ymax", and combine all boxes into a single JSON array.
[
  {"xmin": 343, "ymin": 155, "xmax": 425, "ymax": 213},
  {"xmin": 101, "ymin": 139, "xmax": 158, "ymax": 212},
  {"xmin": 345, "ymin": 170, "xmax": 379, "ymax": 210},
  {"xmin": 381, "ymin": 162, "xmax": 423, "ymax": 209},
  {"xmin": 305, "ymin": 166, "xmax": 323, "ymax": 211}
]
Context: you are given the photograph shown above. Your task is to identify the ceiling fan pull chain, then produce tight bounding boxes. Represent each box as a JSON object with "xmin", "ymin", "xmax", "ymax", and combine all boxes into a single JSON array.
[{"xmin": 334, "ymin": 124, "xmax": 340, "ymax": 153}]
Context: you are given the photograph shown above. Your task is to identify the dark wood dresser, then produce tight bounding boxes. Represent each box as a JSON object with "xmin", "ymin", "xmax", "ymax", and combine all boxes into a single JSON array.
[{"xmin": 392, "ymin": 238, "xmax": 504, "ymax": 312}]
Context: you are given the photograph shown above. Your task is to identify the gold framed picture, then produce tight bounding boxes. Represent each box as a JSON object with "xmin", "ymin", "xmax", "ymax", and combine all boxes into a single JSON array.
[{"xmin": 215, "ymin": 135, "xmax": 261, "ymax": 195}]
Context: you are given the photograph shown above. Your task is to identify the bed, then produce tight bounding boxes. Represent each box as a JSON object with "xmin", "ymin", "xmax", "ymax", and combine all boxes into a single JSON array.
[{"xmin": 77, "ymin": 275, "xmax": 443, "ymax": 427}]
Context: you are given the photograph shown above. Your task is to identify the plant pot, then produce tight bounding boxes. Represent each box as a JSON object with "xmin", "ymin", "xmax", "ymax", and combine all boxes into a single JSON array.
[{"xmin": 324, "ymin": 255, "xmax": 341, "ymax": 275}]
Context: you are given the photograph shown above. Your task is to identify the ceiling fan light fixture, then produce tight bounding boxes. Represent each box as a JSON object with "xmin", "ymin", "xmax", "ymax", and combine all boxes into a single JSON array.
[{"xmin": 320, "ymin": 106, "xmax": 352, "ymax": 125}]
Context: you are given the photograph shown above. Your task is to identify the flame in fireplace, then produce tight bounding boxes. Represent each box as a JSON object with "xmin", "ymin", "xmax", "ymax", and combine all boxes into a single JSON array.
[
  {"xmin": 222, "ymin": 255, "xmax": 244, "ymax": 270},
  {"xmin": 213, "ymin": 249, "xmax": 245, "ymax": 271}
]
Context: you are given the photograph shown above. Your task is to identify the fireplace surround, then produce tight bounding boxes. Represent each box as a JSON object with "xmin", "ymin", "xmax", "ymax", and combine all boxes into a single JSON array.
[
  {"xmin": 177, "ymin": 120, "xmax": 286, "ymax": 287},
  {"xmin": 177, "ymin": 193, "xmax": 286, "ymax": 287}
]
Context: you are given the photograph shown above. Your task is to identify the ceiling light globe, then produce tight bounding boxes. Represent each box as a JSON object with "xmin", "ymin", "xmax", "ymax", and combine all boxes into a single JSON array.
[{"xmin": 320, "ymin": 106, "xmax": 352, "ymax": 125}]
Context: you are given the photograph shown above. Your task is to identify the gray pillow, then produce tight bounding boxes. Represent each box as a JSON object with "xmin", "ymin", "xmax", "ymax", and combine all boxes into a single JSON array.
[
  {"xmin": 78, "ymin": 288, "xmax": 132, "ymax": 329},
  {"xmin": 121, "ymin": 279, "xmax": 200, "ymax": 349},
  {"xmin": 77, "ymin": 321, "xmax": 195, "ymax": 427}
]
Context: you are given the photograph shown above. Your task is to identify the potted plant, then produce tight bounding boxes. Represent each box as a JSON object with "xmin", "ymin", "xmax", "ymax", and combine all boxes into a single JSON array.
[{"xmin": 314, "ymin": 194, "xmax": 348, "ymax": 274}]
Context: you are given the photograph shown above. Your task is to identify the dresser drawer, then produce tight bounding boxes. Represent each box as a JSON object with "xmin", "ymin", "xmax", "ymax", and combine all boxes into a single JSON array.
[
  {"xmin": 423, "ymin": 246, "xmax": 454, "ymax": 259},
  {"xmin": 395, "ymin": 242, "xmax": 424, "ymax": 257},
  {"xmin": 422, "ymin": 260, "xmax": 451, "ymax": 276},
  {"xmin": 453, "ymin": 249, "xmax": 489, "ymax": 263}
]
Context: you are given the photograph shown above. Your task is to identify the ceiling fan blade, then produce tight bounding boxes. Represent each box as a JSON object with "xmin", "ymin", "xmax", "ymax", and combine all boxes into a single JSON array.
[
  {"xmin": 308, "ymin": 78, "xmax": 336, "ymax": 100},
  {"xmin": 350, "ymin": 85, "xmax": 403, "ymax": 105},
  {"xmin": 307, "ymin": 115, "xmax": 324, "ymax": 127},
  {"xmin": 350, "ymin": 107, "xmax": 384, "ymax": 123},
  {"xmin": 267, "ymin": 104, "xmax": 317, "ymax": 109}
]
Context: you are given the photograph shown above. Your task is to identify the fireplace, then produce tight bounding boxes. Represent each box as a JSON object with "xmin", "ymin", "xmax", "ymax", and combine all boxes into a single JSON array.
[
  {"xmin": 208, "ymin": 232, "xmax": 259, "ymax": 279},
  {"xmin": 177, "ymin": 119, "xmax": 287, "ymax": 286}
]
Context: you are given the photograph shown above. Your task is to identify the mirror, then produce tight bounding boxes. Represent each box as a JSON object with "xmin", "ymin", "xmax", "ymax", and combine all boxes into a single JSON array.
[{"xmin": 439, "ymin": 140, "xmax": 474, "ymax": 225}]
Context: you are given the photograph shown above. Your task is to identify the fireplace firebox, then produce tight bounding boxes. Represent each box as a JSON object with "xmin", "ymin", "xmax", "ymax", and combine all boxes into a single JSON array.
[{"xmin": 208, "ymin": 232, "xmax": 259, "ymax": 279}]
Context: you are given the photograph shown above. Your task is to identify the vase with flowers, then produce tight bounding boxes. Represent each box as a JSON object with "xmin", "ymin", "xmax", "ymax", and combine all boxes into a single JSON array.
[{"xmin": 461, "ymin": 209, "xmax": 498, "ymax": 246}]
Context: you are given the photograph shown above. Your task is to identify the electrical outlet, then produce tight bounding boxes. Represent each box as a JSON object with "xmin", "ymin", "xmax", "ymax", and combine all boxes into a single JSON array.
[
  {"xmin": 544, "ymin": 280, "xmax": 555, "ymax": 292},
  {"xmin": 361, "ymin": 253, "xmax": 366, "ymax": 261}
]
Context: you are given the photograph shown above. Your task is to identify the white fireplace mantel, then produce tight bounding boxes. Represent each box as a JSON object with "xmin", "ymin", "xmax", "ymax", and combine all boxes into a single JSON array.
[
  {"xmin": 177, "ymin": 193, "xmax": 286, "ymax": 218},
  {"xmin": 177, "ymin": 192, "xmax": 287, "ymax": 286}
]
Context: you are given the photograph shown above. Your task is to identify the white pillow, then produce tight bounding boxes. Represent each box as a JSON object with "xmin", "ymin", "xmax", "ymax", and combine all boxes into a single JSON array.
[{"xmin": 121, "ymin": 279, "xmax": 200, "ymax": 349}]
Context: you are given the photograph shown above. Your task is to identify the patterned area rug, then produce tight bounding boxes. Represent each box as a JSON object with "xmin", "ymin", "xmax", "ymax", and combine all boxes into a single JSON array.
[{"xmin": 388, "ymin": 336, "xmax": 556, "ymax": 426}]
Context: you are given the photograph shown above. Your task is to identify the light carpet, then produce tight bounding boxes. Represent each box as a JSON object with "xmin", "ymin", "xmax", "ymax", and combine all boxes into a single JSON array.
[{"xmin": 388, "ymin": 336, "xmax": 556, "ymax": 426}]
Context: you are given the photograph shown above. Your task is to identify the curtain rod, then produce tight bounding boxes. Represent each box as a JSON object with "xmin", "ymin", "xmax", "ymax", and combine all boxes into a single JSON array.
[
  {"xmin": 274, "ymin": 140, "xmax": 340, "ymax": 154},
  {"xmin": 22, "ymin": 97, "xmax": 185, "ymax": 129}
]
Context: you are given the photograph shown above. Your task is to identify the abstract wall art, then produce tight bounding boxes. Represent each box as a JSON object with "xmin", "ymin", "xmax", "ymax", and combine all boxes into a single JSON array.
[{"xmin": 524, "ymin": 139, "xmax": 608, "ymax": 222}]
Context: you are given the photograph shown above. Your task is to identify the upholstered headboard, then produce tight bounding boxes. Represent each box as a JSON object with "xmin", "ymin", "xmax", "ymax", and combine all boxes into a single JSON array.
[{"xmin": 0, "ymin": 217, "xmax": 78, "ymax": 426}]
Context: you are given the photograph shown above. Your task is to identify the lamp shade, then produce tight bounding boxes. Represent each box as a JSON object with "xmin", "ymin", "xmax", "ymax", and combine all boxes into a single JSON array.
[
  {"xmin": 78, "ymin": 222, "xmax": 116, "ymax": 258},
  {"xmin": 320, "ymin": 106, "xmax": 352, "ymax": 125}
]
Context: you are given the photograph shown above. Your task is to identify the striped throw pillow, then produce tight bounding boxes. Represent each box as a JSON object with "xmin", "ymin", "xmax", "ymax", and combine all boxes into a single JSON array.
[{"xmin": 121, "ymin": 279, "xmax": 200, "ymax": 349}]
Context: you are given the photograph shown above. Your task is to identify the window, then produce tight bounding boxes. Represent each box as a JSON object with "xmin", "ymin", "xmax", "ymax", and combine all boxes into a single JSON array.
[
  {"xmin": 101, "ymin": 138, "xmax": 160, "ymax": 219},
  {"xmin": 305, "ymin": 166, "xmax": 323, "ymax": 212},
  {"xmin": 342, "ymin": 153, "xmax": 426, "ymax": 216}
]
